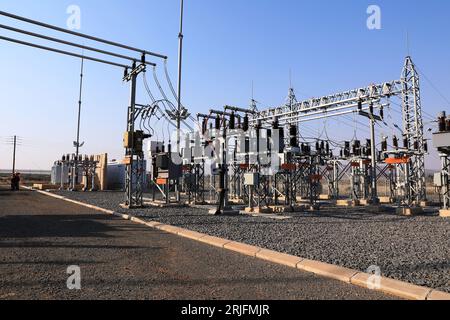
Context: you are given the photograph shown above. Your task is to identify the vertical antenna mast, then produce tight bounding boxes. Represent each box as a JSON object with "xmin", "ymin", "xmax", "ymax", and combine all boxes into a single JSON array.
[
  {"xmin": 73, "ymin": 56, "xmax": 84, "ymax": 188},
  {"xmin": 176, "ymin": 0, "xmax": 184, "ymax": 153}
]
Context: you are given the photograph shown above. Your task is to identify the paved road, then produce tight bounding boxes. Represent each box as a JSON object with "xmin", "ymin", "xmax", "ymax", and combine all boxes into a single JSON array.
[{"xmin": 0, "ymin": 188, "xmax": 394, "ymax": 300}]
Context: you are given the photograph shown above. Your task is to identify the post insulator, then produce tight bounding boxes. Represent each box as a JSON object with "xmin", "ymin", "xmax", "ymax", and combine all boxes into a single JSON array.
[
  {"xmin": 393, "ymin": 136, "xmax": 398, "ymax": 148},
  {"xmin": 289, "ymin": 124, "xmax": 298, "ymax": 148},
  {"xmin": 403, "ymin": 136, "xmax": 408, "ymax": 148},
  {"xmin": 243, "ymin": 114, "xmax": 249, "ymax": 132},
  {"xmin": 229, "ymin": 112, "xmax": 236, "ymax": 130},
  {"xmin": 381, "ymin": 138, "xmax": 387, "ymax": 152},
  {"xmin": 215, "ymin": 115, "xmax": 221, "ymax": 130},
  {"xmin": 202, "ymin": 119, "xmax": 208, "ymax": 135},
  {"xmin": 438, "ymin": 111, "xmax": 446, "ymax": 132}
]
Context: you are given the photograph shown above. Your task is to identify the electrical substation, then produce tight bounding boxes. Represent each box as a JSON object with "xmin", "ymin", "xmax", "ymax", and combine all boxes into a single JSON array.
[
  {"xmin": 1, "ymin": 4, "xmax": 450, "ymax": 301},
  {"xmin": 1, "ymin": 10, "xmax": 448, "ymax": 217}
]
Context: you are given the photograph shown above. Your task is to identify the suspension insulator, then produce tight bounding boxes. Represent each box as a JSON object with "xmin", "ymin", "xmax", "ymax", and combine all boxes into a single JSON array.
[
  {"xmin": 403, "ymin": 136, "xmax": 408, "ymax": 148},
  {"xmin": 380, "ymin": 107, "xmax": 384, "ymax": 119},
  {"xmin": 320, "ymin": 140, "xmax": 325, "ymax": 151},
  {"xmin": 315, "ymin": 141, "xmax": 320, "ymax": 151},
  {"xmin": 326, "ymin": 142, "xmax": 330, "ymax": 154},
  {"xmin": 369, "ymin": 103, "xmax": 374, "ymax": 114},
  {"xmin": 243, "ymin": 114, "xmax": 249, "ymax": 132},
  {"xmin": 358, "ymin": 100, "xmax": 362, "ymax": 111},
  {"xmin": 424, "ymin": 141, "xmax": 428, "ymax": 153},
  {"xmin": 414, "ymin": 140, "xmax": 419, "ymax": 150}
]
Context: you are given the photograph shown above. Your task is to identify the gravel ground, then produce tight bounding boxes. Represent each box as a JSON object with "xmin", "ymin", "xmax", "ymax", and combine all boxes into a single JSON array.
[
  {"xmin": 55, "ymin": 190, "xmax": 450, "ymax": 293},
  {"xmin": 0, "ymin": 189, "xmax": 393, "ymax": 300}
]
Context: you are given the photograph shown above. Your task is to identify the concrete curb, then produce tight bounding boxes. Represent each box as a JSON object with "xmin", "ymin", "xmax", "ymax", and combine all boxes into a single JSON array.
[
  {"xmin": 297, "ymin": 259, "xmax": 359, "ymax": 283},
  {"xmin": 27, "ymin": 187, "xmax": 450, "ymax": 301}
]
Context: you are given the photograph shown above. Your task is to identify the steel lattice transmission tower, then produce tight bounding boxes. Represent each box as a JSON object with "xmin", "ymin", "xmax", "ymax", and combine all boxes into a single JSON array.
[{"xmin": 401, "ymin": 56, "xmax": 426, "ymax": 203}]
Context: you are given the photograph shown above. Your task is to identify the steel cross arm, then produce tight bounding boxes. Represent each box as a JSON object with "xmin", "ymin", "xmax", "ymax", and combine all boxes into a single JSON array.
[
  {"xmin": 252, "ymin": 80, "xmax": 403, "ymax": 122},
  {"xmin": 260, "ymin": 103, "xmax": 389, "ymax": 127}
]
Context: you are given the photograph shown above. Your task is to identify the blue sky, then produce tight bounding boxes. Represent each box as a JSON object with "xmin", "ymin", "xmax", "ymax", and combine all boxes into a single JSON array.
[{"xmin": 0, "ymin": 0, "xmax": 449, "ymax": 170}]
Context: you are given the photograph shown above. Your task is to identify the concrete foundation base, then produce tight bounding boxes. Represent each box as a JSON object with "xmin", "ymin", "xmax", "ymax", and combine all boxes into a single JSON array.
[
  {"xmin": 379, "ymin": 196, "xmax": 393, "ymax": 204},
  {"xmin": 244, "ymin": 207, "xmax": 273, "ymax": 214},
  {"xmin": 396, "ymin": 207, "xmax": 423, "ymax": 216},
  {"xmin": 32, "ymin": 184, "xmax": 60, "ymax": 191},
  {"xmin": 439, "ymin": 209, "xmax": 450, "ymax": 218},
  {"xmin": 419, "ymin": 201, "xmax": 433, "ymax": 208},
  {"xmin": 336, "ymin": 199, "xmax": 360, "ymax": 207}
]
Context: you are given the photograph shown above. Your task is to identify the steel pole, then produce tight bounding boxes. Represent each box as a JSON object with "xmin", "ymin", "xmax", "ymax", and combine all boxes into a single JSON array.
[
  {"xmin": 74, "ymin": 57, "xmax": 84, "ymax": 187},
  {"xmin": 370, "ymin": 117, "xmax": 378, "ymax": 203},
  {"xmin": 12, "ymin": 135, "xmax": 16, "ymax": 174}
]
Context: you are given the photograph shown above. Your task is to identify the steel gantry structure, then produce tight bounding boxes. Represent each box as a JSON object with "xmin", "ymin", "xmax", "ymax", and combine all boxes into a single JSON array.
[{"xmin": 249, "ymin": 56, "xmax": 427, "ymax": 206}]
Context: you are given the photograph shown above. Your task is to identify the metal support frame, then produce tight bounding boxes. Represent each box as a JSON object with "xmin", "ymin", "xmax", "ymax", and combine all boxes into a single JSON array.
[
  {"xmin": 440, "ymin": 155, "xmax": 450, "ymax": 210},
  {"xmin": 401, "ymin": 56, "xmax": 427, "ymax": 204},
  {"xmin": 124, "ymin": 64, "xmax": 146, "ymax": 208}
]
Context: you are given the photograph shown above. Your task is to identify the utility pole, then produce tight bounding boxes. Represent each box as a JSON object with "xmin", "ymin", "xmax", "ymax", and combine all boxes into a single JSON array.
[
  {"xmin": 12, "ymin": 135, "xmax": 16, "ymax": 175},
  {"xmin": 176, "ymin": 0, "xmax": 184, "ymax": 153}
]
